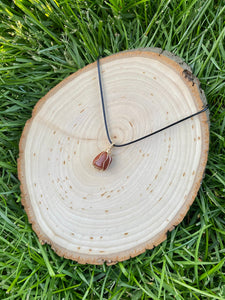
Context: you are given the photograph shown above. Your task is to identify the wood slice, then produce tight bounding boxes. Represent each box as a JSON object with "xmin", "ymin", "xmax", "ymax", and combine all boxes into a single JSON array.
[{"xmin": 18, "ymin": 48, "xmax": 209, "ymax": 265}]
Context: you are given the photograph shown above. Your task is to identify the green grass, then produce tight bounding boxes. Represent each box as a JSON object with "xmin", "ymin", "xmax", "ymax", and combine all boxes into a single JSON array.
[{"xmin": 0, "ymin": 0, "xmax": 225, "ymax": 299}]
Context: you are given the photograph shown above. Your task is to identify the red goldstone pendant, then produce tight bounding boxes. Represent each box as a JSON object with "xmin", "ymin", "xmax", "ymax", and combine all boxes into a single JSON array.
[{"xmin": 93, "ymin": 151, "xmax": 112, "ymax": 170}]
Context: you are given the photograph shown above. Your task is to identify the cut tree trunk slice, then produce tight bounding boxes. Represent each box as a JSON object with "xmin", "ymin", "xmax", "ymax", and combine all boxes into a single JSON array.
[{"xmin": 18, "ymin": 48, "xmax": 209, "ymax": 265}]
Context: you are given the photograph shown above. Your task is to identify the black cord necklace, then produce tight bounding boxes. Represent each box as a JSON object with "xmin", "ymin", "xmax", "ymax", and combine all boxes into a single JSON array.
[{"xmin": 93, "ymin": 57, "xmax": 208, "ymax": 171}]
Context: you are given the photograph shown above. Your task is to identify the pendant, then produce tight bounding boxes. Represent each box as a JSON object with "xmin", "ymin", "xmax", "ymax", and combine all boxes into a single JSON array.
[{"xmin": 93, "ymin": 144, "xmax": 113, "ymax": 171}]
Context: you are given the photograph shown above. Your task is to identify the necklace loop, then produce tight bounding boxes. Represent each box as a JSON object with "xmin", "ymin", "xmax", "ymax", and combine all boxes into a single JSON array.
[{"xmin": 97, "ymin": 56, "xmax": 209, "ymax": 148}]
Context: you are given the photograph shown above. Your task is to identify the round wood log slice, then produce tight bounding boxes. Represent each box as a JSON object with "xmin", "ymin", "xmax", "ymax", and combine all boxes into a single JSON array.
[{"xmin": 18, "ymin": 48, "xmax": 209, "ymax": 265}]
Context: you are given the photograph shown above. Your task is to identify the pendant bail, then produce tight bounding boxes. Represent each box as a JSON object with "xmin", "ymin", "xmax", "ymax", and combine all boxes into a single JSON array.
[{"xmin": 106, "ymin": 143, "xmax": 114, "ymax": 153}]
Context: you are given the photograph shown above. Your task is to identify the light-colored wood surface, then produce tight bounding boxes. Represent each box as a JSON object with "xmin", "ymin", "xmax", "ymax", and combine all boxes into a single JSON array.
[{"xmin": 18, "ymin": 48, "xmax": 209, "ymax": 265}]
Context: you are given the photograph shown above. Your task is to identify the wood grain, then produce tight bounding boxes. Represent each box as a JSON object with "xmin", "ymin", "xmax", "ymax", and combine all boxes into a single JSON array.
[{"xmin": 18, "ymin": 48, "xmax": 209, "ymax": 265}]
